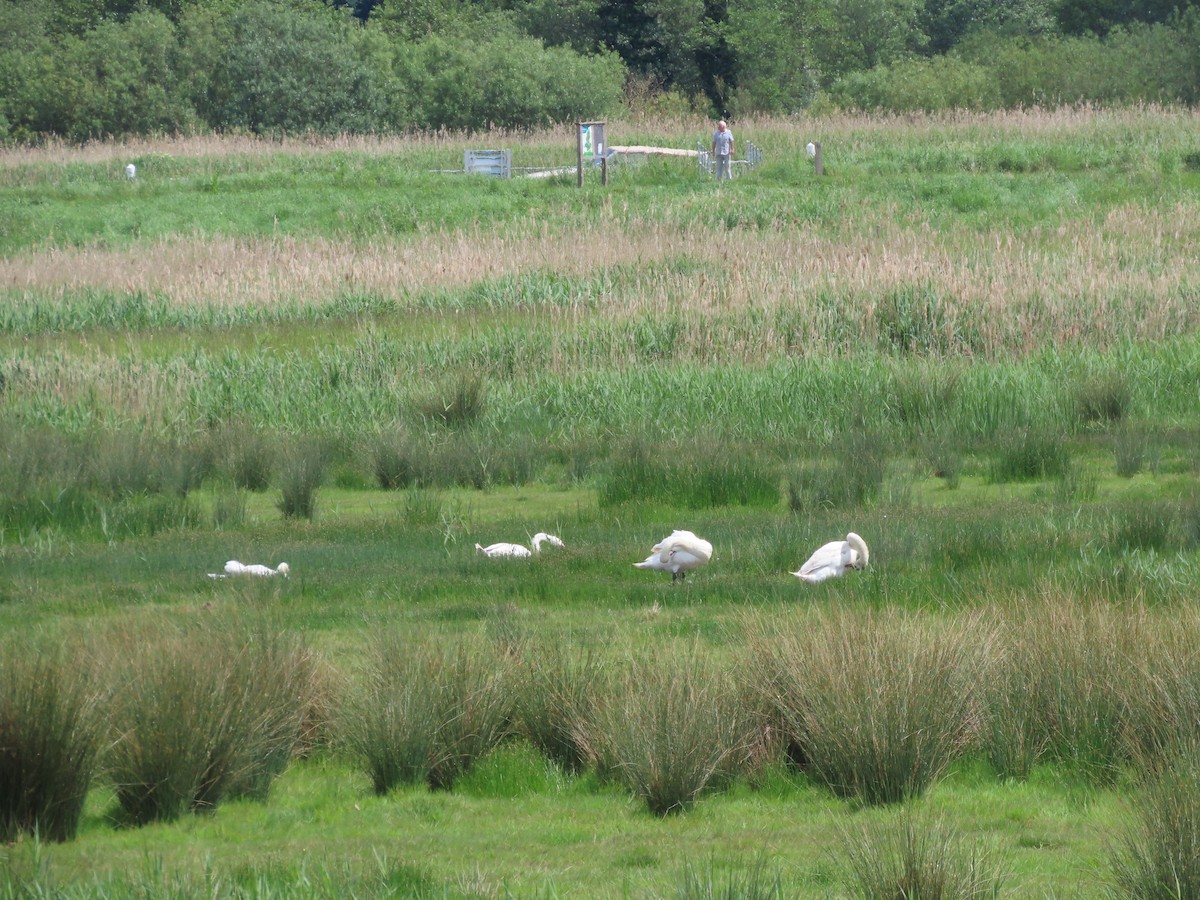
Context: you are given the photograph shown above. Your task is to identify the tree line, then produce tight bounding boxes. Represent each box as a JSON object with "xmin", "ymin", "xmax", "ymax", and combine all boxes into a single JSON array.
[{"xmin": 1, "ymin": 0, "xmax": 1198, "ymax": 142}]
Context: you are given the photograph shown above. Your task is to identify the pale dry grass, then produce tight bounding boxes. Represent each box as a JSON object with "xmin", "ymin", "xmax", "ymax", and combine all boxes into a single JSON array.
[
  {"xmin": 4, "ymin": 199, "xmax": 1197, "ymax": 357},
  {"xmin": 3, "ymin": 104, "xmax": 1188, "ymax": 169},
  {"xmin": 0, "ymin": 127, "xmax": 576, "ymax": 169}
]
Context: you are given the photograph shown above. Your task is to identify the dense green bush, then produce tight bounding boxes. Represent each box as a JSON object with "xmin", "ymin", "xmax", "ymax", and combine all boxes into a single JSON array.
[
  {"xmin": 400, "ymin": 29, "xmax": 626, "ymax": 131},
  {"xmin": 829, "ymin": 17, "xmax": 1200, "ymax": 112},
  {"xmin": 218, "ymin": 1, "xmax": 386, "ymax": 135}
]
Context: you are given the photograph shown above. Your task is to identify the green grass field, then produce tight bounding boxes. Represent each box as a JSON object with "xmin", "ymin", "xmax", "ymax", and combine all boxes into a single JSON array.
[{"xmin": 3, "ymin": 107, "xmax": 1200, "ymax": 897}]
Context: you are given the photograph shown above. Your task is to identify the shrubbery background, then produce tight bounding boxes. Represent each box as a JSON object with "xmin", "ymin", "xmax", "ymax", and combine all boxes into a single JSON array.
[{"xmin": 1, "ymin": 0, "xmax": 1198, "ymax": 141}]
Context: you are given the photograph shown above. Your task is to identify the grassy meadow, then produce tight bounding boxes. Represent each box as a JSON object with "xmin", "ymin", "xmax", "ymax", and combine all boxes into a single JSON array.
[{"xmin": 3, "ymin": 106, "xmax": 1200, "ymax": 897}]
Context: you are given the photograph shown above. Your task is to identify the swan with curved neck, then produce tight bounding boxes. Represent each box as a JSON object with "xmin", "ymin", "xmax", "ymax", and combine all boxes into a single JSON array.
[
  {"xmin": 792, "ymin": 532, "xmax": 868, "ymax": 583},
  {"xmin": 634, "ymin": 530, "xmax": 713, "ymax": 582},
  {"xmin": 475, "ymin": 532, "xmax": 565, "ymax": 558}
]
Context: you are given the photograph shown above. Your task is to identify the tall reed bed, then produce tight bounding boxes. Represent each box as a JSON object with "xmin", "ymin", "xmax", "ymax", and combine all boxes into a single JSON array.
[{"xmin": 8, "ymin": 329, "xmax": 1197, "ymax": 445}]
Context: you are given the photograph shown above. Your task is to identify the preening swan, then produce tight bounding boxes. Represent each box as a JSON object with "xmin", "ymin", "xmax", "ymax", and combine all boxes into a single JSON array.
[
  {"xmin": 791, "ymin": 532, "xmax": 868, "ymax": 584},
  {"xmin": 475, "ymin": 532, "xmax": 565, "ymax": 559},
  {"xmin": 634, "ymin": 530, "xmax": 713, "ymax": 582},
  {"xmin": 208, "ymin": 560, "xmax": 290, "ymax": 579}
]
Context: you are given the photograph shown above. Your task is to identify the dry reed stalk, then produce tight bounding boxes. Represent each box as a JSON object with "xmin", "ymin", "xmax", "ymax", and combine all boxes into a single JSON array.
[
  {"xmin": 0, "ymin": 127, "xmax": 578, "ymax": 170},
  {"xmin": 4, "ymin": 203, "xmax": 1196, "ymax": 347},
  {"xmin": 4, "ymin": 104, "xmax": 1188, "ymax": 170}
]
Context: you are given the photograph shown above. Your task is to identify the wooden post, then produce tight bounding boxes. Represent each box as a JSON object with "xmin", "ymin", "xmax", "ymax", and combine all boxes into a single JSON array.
[
  {"xmin": 814, "ymin": 141, "xmax": 823, "ymax": 177},
  {"xmin": 601, "ymin": 153, "xmax": 608, "ymax": 186}
]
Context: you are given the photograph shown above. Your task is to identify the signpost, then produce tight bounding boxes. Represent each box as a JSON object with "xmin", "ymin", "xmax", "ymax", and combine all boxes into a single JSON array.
[{"xmin": 577, "ymin": 122, "xmax": 606, "ymax": 187}]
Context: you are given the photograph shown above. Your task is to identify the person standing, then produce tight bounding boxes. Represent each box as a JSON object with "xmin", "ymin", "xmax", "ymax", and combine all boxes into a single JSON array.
[{"xmin": 711, "ymin": 120, "xmax": 735, "ymax": 180}]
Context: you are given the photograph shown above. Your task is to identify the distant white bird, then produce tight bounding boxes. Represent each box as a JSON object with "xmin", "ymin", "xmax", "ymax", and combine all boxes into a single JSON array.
[
  {"xmin": 125, "ymin": 163, "xmax": 136, "ymax": 179},
  {"xmin": 791, "ymin": 532, "xmax": 868, "ymax": 584},
  {"xmin": 634, "ymin": 530, "xmax": 713, "ymax": 582},
  {"xmin": 475, "ymin": 532, "xmax": 565, "ymax": 559},
  {"xmin": 208, "ymin": 560, "xmax": 290, "ymax": 579},
  {"xmin": 805, "ymin": 142, "xmax": 817, "ymax": 159}
]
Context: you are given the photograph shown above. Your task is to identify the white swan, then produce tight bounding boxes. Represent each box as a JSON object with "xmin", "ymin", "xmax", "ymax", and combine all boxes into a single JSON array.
[
  {"xmin": 791, "ymin": 532, "xmax": 868, "ymax": 583},
  {"xmin": 634, "ymin": 530, "xmax": 713, "ymax": 582},
  {"xmin": 475, "ymin": 532, "xmax": 565, "ymax": 559},
  {"xmin": 208, "ymin": 560, "xmax": 290, "ymax": 578}
]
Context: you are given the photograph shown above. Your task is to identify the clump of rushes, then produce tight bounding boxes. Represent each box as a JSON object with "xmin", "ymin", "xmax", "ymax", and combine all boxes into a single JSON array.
[
  {"xmin": 976, "ymin": 616, "xmax": 1049, "ymax": 781},
  {"xmin": 223, "ymin": 424, "xmax": 276, "ymax": 493},
  {"xmin": 987, "ymin": 427, "xmax": 1069, "ymax": 483},
  {"xmin": 839, "ymin": 810, "xmax": 1007, "ymax": 899},
  {"xmin": 1110, "ymin": 745, "xmax": 1200, "ymax": 899},
  {"xmin": 513, "ymin": 643, "xmax": 604, "ymax": 774},
  {"xmin": 104, "ymin": 617, "xmax": 314, "ymax": 824},
  {"xmin": 414, "ymin": 372, "xmax": 487, "ymax": 427},
  {"xmin": 585, "ymin": 644, "xmax": 749, "ymax": 816},
  {"xmin": 370, "ymin": 427, "xmax": 420, "ymax": 490},
  {"xmin": 1073, "ymin": 370, "xmax": 1130, "ymax": 425},
  {"xmin": 744, "ymin": 609, "xmax": 985, "ymax": 805},
  {"xmin": 276, "ymin": 438, "xmax": 327, "ymax": 521},
  {"xmin": 676, "ymin": 854, "xmax": 785, "ymax": 900},
  {"xmin": 993, "ymin": 597, "xmax": 1132, "ymax": 781},
  {"xmin": 0, "ymin": 635, "xmax": 106, "ymax": 842},
  {"xmin": 345, "ymin": 632, "xmax": 514, "ymax": 793}
]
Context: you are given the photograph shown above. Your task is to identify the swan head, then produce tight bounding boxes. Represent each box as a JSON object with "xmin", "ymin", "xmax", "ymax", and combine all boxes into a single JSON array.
[
  {"xmin": 531, "ymin": 533, "xmax": 565, "ymax": 551},
  {"xmin": 846, "ymin": 533, "xmax": 869, "ymax": 569}
]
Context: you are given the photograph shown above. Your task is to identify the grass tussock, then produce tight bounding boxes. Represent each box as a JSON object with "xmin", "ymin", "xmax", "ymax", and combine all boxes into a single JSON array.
[
  {"xmin": 104, "ymin": 618, "xmax": 316, "ymax": 825},
  {"xmin": 675, "ymin": 854, "xmax": 785, "ymax": 900},
  {"xmin": 986, "ymin": 598, "xmax": 1133, "ymax": 781},
  {"xmin": 1074, "ymin": 371, "xmax": 1131, "ymax": 425},
  {"xmin": 276, "ymin": 438, "xmax": 328, "ymax": 521},
  {"xmin": 743, "ymin": 609, "xmax": 985, "ymax": 805},
  {"xmin": 787, "ymin": 428, "xmax": 888, "ymax": 512},
  {"xmin": 414, "ymin": 372, "xmax": 488, "ymax": 427},
  {"xmin": 838, "ymin": 811, "xmax": 1007, "ymax": 899},
  {"xmin": 344, "ymin": 633, "xmax": 514, "ymax": 794},
  {"xmin": 513, "ymin": 644, "xmax": 602, "ymax": 775},
  {"xmin": 987, "ymin": 428, "xmax": 1070, "ymax": 483},
  {"xmin": 585, "ymin": 645, "xmax": 749, "ymax": 816},
  {"xmin": 0, "ymin": 637, "xmax": 106, "ymax": 843},
  {"xmin": 599, "ymin": 436, "xmax": 779, "ymax": 509},
  {"xmin": 1110, "ymin": 747, "xmax": 1200, "ymax": 899}
]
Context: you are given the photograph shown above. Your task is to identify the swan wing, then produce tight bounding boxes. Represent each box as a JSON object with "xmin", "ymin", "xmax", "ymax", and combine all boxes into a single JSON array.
[
  {"xmin": 634, "ymin": 552, "xmax": 671, "ymax": 572},
  {"xmin": 793, "ymin": 540, "xmax": 848, "ymax": 582},
  {"xmin": 479, "ymin": 542, "xmax": 531, "ymax": 558},
  {"xmin": 656, "ymin": 530, "xmax": 712, "ymax": 564}
]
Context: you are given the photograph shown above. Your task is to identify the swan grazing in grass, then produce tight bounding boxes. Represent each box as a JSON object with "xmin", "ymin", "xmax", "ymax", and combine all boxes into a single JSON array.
[
  {"xmin": 475, "ymin": 532, "xmax": 565, "ymax": 559},
  {"xmin": 791, "ymin": 532, "xmax": 868, "ymax": 583},
  {"xmin": 208, "ymin": 560, "xmax": 290, "ymax": 579},
  {"xmin": 634, "ymin": 530, "xmax": 713, "ymax": 582}
]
